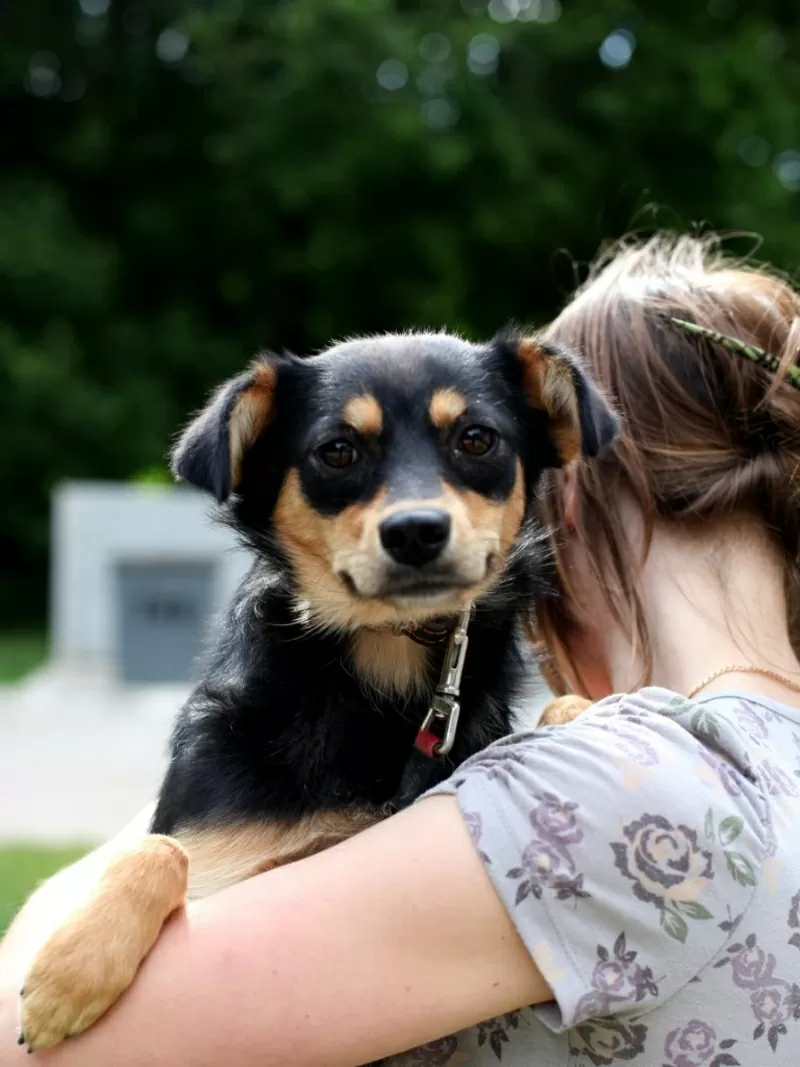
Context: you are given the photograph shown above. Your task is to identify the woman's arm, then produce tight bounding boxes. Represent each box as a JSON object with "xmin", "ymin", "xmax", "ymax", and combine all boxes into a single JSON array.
[{"xmin": 0, "ymin": 796, "xmax": 550, "ymax": 1067}]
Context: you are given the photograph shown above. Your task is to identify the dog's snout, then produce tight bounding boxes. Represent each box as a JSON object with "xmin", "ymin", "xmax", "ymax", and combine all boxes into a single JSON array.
[{"xmin": 379, "ymin": 509, "xmax": 452, "ymax": 568}]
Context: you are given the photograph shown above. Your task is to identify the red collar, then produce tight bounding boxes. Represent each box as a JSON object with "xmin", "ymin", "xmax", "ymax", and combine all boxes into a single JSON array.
[{"xmin": 401, "ymin": 616, "xmax": 457, "ymax": 646}]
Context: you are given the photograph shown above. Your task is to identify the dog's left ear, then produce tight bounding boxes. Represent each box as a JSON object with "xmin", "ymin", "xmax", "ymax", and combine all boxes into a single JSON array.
[
  {"xmin": 501, "ymin": 334, "xmax": 619, "ymax": 466},
  {"xmin": 170, "ymin": 359, "xmax": 278, "ymax": 503}
]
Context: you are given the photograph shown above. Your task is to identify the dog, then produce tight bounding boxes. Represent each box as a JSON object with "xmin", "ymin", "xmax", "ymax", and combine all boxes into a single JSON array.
[{"xmin": 18, "ymin": 329, "xmax": 613, "ymax": 1051}]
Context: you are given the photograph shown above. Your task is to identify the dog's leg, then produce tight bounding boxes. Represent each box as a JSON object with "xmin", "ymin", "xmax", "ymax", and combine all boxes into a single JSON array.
[
  {"xmin": 19, "ymin": 834, "xmax": 188, "ymax": 1052},
  {"xmin": 18, "ymin": 809, "xmax": 378, "ymax": 1051},
  {"xmin": 181, "ymin": 808, "xmax": 381, "ymax": 900},
  {"xmin": 538, "ymin": 693, "xmax": 592, "ymax": 726}
]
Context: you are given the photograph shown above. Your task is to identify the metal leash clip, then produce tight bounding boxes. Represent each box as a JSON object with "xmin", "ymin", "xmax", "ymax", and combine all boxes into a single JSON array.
[{"xmin": 414, "ymin": 607, "xmax": 472, "ymax": 759}]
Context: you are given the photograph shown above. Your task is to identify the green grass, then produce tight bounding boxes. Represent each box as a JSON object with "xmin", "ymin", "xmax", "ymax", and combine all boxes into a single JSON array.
[
  {"xmin": 0, "ymin": 845, "xmax": 89, "ymax": 936},
  {"xmin": 0, "ymin": 632, "xmax": 47, "ymax": 684}
]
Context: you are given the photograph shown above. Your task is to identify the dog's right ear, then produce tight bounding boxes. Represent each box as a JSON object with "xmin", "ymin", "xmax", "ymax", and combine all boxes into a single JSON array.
[
  {"xmin": 497, "ymin": 331, "xmax": 619, "ymax": 467},
  {"xmin": 170, "ymin": 360, "xmax": 278, "ymax": 504}
]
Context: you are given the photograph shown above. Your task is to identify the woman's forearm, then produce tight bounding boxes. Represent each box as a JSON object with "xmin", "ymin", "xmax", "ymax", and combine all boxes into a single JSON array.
[{"xmin": 0, "ymin": 797, "xmax": 549, "ymax": 1067}]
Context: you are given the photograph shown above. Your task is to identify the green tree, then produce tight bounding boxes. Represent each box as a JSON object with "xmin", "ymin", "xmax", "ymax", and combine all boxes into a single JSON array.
[{"xmin": 0, "ymin": 0, "xmax": 798, "ymax": 622}]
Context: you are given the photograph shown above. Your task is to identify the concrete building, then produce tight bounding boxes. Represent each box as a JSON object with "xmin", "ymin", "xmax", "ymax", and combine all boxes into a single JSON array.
[{"xmin": 51, "ymin": 481, "xmax": 252, "ymax": 684}]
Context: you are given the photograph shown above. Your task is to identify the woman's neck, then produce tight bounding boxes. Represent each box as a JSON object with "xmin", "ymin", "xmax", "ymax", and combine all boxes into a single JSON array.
[{"xmin": 605, "ymin": 519, "xmax": 800, "ymax": 703}]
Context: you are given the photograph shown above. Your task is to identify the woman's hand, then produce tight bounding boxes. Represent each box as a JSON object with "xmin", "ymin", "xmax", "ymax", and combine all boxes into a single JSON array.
[{"xmin": 0, "ymin": 796, "xmax": 550, "ymax": 1067}]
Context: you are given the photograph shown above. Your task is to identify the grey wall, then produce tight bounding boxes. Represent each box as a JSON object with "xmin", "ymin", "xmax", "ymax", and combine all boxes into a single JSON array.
[{"xmin": 51, "ymin": 482, "xmax": 252, "ymax": 674}]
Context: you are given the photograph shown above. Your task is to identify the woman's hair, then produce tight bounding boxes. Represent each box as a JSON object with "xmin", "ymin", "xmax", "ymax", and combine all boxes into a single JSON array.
[{"xmin": 535, "ymin": 232, "xmax": 800, "ymax": 694}]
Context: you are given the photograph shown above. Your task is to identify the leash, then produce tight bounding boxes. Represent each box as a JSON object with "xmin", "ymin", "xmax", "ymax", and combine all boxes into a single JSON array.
[{"xmin": 390, "ymin": 606, "xmax": 472, "ymax": 809}]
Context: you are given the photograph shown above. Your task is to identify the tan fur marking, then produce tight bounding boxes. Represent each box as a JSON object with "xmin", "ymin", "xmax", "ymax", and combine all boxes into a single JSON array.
[
  {"xmin": 273, "ymin": 465, "xmax": 527, "ymax": 640},
  {"xmin": 454, "ymin": 461, "xmax": 525, "ymax": 562},
  {"xmin": 274, "ymin": 470, "xmax": 409, "ymax": 631},
  {"xmin": 20, "ymin": 835, "xmax": 188, "ymax": 1050},
  {"xmin": 343, "ymin": 394, "xmax": 383, "ymax": 436},
  {"xmin": 517, "ymin": 338, "xmax": 582, "ymax": 465},
  {"xmin": 230, "ymin": 362, "xmax": 277, "ymax": 487},
  {"xmin": 274, "ymin": 475, "xmax": 476, "ymax": 632},
  {"xmin": 349, "ymin": 629, "xmax": 432, "ymax": 696},
  {"xmin": 429, "ymin": 387, "xmax": 468, "ymax": 429},
  {"xmin": 539, "ymin": 694, "xmax": 592, "ymax": 726},
  {"xmin": 180, "ymin": 809, "xmax": 381, "ymax": 900}
]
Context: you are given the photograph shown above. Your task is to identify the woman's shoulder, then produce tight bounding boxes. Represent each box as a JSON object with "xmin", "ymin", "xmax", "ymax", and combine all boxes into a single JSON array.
[
  {"xmin": 538, "ymin": 685, "xmax": 761, "ymax": 781},
  {"xmin": 449, "ymin": 685, "xmax": 760, "ymax": 789},
  {"xmin": 429, "ymin": 685, "xmax": 774, "ymax": 884},
  {"xmin": 569, "ymin": 685, "xmax": 796, "ymax": 800},
  {"xmin": 420, "ymin": 687, "xmax": 779, "ymax": 1041}
]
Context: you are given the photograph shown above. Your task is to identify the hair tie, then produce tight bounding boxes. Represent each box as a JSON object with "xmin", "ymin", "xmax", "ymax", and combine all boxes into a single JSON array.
[{"xmin": 665, "ymin": 315, "xmax": 800, "ymax": 391}]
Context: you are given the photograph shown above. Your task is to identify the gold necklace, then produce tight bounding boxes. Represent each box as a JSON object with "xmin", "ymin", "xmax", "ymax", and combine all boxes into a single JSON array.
[{"xmin": 687, "ymin": 665, "xmax": 800, "ymax": 700}]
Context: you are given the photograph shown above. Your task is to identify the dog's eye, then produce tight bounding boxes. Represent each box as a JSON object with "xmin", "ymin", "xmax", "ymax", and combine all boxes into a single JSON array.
[
  {"xmin": 457, "ymin": 425, "xmax": 496, "ymax": 457},
  {"xmin": 317, "ymin": 439, "xmax": 359, "ymax": 469}
]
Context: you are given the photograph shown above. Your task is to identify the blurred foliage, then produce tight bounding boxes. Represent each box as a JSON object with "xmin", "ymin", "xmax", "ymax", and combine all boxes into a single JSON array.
[
  {"xmin": 0, "ymin": 632, "xmax": 47, "ymax": 683},
  {"xmin": 0, "ymin": 845, "xmax": 89, "ymax": 935},
  {"xmin": 0, "ymin": 0, "xmax": 799, "ymax": 623}
]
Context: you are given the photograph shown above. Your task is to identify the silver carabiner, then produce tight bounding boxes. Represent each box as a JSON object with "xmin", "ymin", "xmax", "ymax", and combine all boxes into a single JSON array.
[{"xmin": 418, "ymin": 607, "xmax": 472, "ymax": 758}]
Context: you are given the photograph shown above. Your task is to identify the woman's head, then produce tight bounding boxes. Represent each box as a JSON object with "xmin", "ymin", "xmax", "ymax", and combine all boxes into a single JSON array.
[{"xmin": 536, "ymin": 233, "xmax": 800, "ymax": 695}]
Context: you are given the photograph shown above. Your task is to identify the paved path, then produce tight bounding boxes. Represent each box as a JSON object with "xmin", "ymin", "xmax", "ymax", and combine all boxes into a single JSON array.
[
  {"xmin": 0, "ymin": 666, "xmax": 184, "ymax": 844},
  {"xmin": 0, "ymin": 663, "xmax": 549, "ymax": 845}
]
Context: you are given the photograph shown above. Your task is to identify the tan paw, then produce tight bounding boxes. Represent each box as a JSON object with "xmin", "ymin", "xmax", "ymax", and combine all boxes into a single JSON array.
[
  {"xmin": 20, "ymin": 916, "xmax": 144, "ymax": 1050},
  {"xmin": 539, "ymin": 693, "xmax": 592, "ymax": 727},
  {"xmin": 19, "ymin": 834, "xmax": 188, "ymax": 1052}
]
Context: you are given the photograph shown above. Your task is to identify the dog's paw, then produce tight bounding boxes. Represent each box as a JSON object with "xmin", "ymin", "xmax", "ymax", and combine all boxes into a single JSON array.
[
  {"xmin": 538, "ymin": 693, "xmax": 592, "ymax": 727},
  {"xmin": 19, "ymin": 834, "xmax": 188, "ymax": 1052},
  {"xmin": 19, "ymin": 914, "xmax": 142, "ymax": 1052}
]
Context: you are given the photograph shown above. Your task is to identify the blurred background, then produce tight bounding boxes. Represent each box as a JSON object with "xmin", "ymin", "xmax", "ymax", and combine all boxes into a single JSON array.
[{"xmin": 1, "ymin": 0, "xmax": 800, "ymax": 930}]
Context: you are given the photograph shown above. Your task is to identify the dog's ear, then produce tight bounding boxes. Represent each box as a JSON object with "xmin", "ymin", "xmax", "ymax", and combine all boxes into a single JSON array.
[
  {"xmin": 502, "ymin": 333, "xmax": 618, "ymax": 466},
  {"xmin": 171, "ymin": 360, "xmax": 278, "ymax": 503}
]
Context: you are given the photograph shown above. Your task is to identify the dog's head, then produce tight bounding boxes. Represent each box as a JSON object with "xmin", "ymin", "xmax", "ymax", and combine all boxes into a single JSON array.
[{"xmin": 172, "ymin": 331, "xmax": 617, "ymax": 631}]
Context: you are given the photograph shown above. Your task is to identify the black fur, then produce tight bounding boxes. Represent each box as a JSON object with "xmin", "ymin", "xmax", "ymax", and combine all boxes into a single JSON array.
[
  {"xmin": 171, "ymin": 372, "xmax": 256, "ymax": 504},
  {"xmin": 151, "ymin": 331, "xmax": 616, "ymax": 837}
]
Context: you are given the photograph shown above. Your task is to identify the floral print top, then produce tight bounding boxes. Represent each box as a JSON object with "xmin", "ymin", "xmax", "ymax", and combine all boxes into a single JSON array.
[{"xmin": 393, "ymin": 687, "xmax": 800, "ymax": 1066}]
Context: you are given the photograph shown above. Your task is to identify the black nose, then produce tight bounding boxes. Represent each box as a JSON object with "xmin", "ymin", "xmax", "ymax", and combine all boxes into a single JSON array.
[{"xmin": 379, "ymin": 509, "xmax": 452, "ymax": 568}]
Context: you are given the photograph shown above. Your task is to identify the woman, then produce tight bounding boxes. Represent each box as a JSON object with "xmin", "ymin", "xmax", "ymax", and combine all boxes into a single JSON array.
[{"xmin": 2, "ymin": 232, "xmax": 800, "ymax": 1066}]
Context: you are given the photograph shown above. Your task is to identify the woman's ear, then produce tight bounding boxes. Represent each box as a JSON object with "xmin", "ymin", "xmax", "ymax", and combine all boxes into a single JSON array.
[
  {"xmin": 496, "ymin": 331, "xmax": 619, "ymax": 468},
  {"xmin": 170, "ymin": 357, "xmax": 279, "ymax": 504}
]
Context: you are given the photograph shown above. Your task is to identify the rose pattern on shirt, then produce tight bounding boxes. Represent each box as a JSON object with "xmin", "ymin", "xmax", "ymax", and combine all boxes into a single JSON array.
[
  {"xmin": 573, "ymin": 933, "xmax": 659, "ymax": 1019},
  {"xmin": 476, "ymin": 1012, "xmax": 521, "ymax": 1061},
  {"xmin": 698, "ymin": 748, "xmax": 745, "ymax": 797},
  {"xmin": 714, "ymin": 933, "xmax": 800, "ymax": 1051},
  {"xmin": 406, "ymin": 1036, "xmax": 459, "ymax": 1066},
  {"xmin": 703, "ymin": 808, "xmax": 760, "ymax": 887},
  {"xmin": 758, "ymin": 760, "xmax": 799, "ymax": 797},
  {"xmin": 451, "ymin": 740, "xmax": 529, "ymax": 786},
  {"xmin": 569, "ymin": 1017, "xmax": 648, "ymax": 1065},
  {"xmin": 660, "ymin": 699, "xmax": 726, "ymax": 745},
  {"xmin": 506, "ymin": 792, "xmax": 589, "ymax": 904},
  {"xmin": 611, "ymin": 813, "xmax": 715, "ymax": 942},
  {"xmin": 463, "ymin": 810, "xmax": 491, "ymax": 866},
  {"xmin": 662, "ymin": 1020, "xmax": 739, "ymax": 1067},
  {"xmin": 661, "ymin": 699, "xmax": 756, "ymax": 783},
  {"xmin": 395, "ymin": 691, "xmax": 794, "ymax": 1067},
  {"xmin": 594, "ymin": 712, "xmax": 660, "ymax": 767}
]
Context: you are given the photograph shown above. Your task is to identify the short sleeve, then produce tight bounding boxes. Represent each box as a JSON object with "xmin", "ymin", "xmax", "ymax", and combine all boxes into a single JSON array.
[{"xmin": 421, "ymin": 690, "xmax": 769, "ymax": 1032}]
